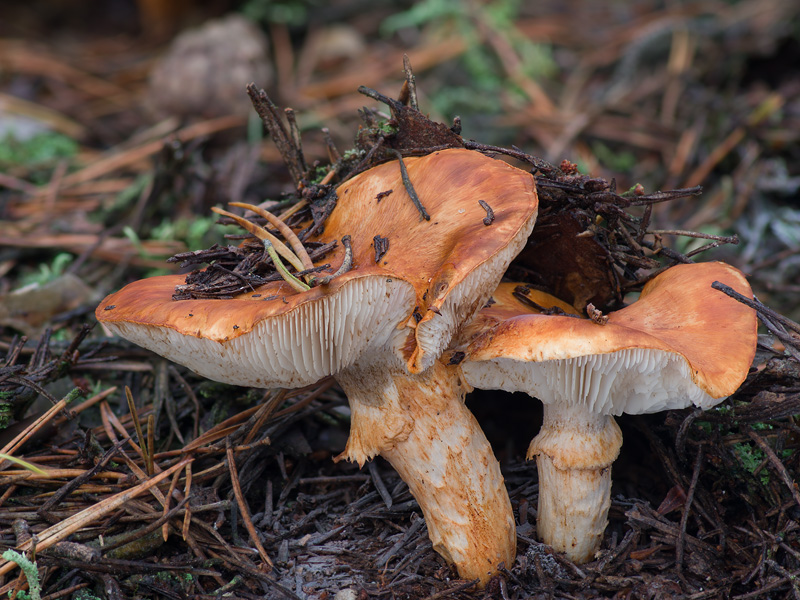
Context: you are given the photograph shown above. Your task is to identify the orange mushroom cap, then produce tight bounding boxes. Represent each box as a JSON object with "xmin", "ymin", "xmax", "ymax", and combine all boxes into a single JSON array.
[
  {"xmin": 97, "ymin": 148, "xmax": 538, "ymax": 385},
  {"xmin": 462, "ymin": 262, "xmax": 758, "ymax": 414}
]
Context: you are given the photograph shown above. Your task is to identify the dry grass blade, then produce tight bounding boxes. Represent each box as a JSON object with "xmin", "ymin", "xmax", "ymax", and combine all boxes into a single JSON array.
[
  {"xmin": 225, "ymin": 438, "xmax": 274, "ymax": 568},
  {"xmin": 210, "ymin": 206, "xmax": 304, "ymax": 273},
  {"xmin": 278, "ymin": 198, "xmax": 308, "ymax": 220},
  {"xmin": 182, "ymin": 462, "xmax": 193, "ymax": 542},
  {"xmin": 0, "ymin": 459, "xmax": 191, "ymax": 579},
  {"xmin": 51, "ymin": 386, "xmax": 117, "ymax": 427},
  {"xmin": 229, "ymin": 202, "xmax": 314, "ymax": 273},
  {"xmin": 159, "ymin": 405, "xmax": 264, "ymax": 457},
  {"xmin": 0, "ymin": 468, "xmax": 127, "ymax": 481},
  {"xmin": 0, "ymin": 401, "xmax": 67, "ymax": 462},
  {"xmin": 125, "ymin": 386, "xmax": 151, "ymax": 475},
  {"xmin": 161, "ymin": 464, "xmax": 182, "ymax": 542}
]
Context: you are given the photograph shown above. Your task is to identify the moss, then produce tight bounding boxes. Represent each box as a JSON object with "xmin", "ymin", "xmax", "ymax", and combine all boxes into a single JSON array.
[
  {"xmin": 2, "ymin": 550, "xmax": 41, "ymax": 600},
  {"xmin": 0, "ymin": 395, "xmax": 13, "ymax": 430},
  {"xmin": 733, "ymin": 442, "xmax": 770, "ymax": 487}
]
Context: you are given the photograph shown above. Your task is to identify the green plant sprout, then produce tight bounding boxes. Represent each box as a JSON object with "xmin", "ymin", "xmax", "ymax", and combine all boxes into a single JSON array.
[
  {"xmin": 122, "ymin": 226, "xmax": 147, "ymax": 257},
  {"xmin": 0, "ymin": 454, "xmax": 46, "ymax": 474},
  {"xmin": 733, "ymin": 442, "xmax": 770, "ymax": 487},
  {"xmin": 0, "ymin": 131, "xmax": 78, "ymax": 184},
  {"xmin": 150, "ymin": 215, "xmax": 234, "ymax": 251},
  {"xmin": 239, "ymin": 0, "xmax": 320, "ymax": 27},
  {"xmin": 591, "ymin": 141, "xmax": 637, "ymax": 173},
  {"xmin": 0, "ymin": 398, "xmax": 12, "ymax": 431},
  {"xmin": 381, "ymin": 0, "xmax": 555, "ymax": 119},
  {"xmin": 0, "ymin": 131, "xmax": 77, "ymax": 166},
  {"xmin": 17, "ymin": 253, "xmax": 74, "ymax": 289}
]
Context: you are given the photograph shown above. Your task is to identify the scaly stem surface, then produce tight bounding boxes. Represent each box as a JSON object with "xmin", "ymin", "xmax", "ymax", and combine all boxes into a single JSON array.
[{"xmin": 335, "ymin": 358, "xmax": 515, "ymax": 585}]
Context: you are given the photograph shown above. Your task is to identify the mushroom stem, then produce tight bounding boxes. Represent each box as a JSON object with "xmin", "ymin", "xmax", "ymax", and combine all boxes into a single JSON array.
[
  {"xmin": 334, "ymin": 359, "xmax": 515, "ymax": 586},
  {"xmin": 527, "ymin": 404, "xmax": 622, "ymax": 564}
]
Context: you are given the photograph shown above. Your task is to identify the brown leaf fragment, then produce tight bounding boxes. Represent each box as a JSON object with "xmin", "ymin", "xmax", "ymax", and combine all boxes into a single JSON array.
[
  {"xmin": 448, "ymin": 351, "xmax": 466, "ymax": 365},
  {"xmin": 373, "ymin": 235, "xmax": 389, "ymax": 263}
]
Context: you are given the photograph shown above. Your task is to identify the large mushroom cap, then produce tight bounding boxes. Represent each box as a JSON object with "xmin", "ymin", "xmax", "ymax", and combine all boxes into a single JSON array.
[
  {"xmin": 97, "ymin": 148, "xmax": 538, "ymax": 386},
  {"xmin": 462, "ymin": 262, "xmax": 758, "ymax": 414}
]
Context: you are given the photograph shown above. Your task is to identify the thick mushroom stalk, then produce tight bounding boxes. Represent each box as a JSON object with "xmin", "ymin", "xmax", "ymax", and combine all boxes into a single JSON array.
[
  {"xmin": 336, "ymin": 358, "xmax": 515, "ymax": 583},
  {"xmin": 528, "ymin": 405, "xmax": 622, "ymax": 563}
]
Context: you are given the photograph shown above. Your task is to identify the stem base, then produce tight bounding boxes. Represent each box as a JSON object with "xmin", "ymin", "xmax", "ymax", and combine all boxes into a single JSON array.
[{"xmin": 528, "ymin": 405, "xmax": 622, "ymax": 563}]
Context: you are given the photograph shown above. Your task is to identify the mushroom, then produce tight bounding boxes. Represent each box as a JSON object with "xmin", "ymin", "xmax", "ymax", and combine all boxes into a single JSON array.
[
  {"xmin": 457, "ymin": 262, "xmax": 758, "ymax": 563},
  {"xmin": 96, "ymin": 148, "xmax": 539, "ymax": 583}
]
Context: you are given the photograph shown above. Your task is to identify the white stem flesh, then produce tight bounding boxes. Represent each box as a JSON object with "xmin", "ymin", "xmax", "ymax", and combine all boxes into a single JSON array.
[
  {"xmin": 335, "ymin": 359, "xmax": 515, "ymax": 585},
  {"xmin": 527, "ymin": 404, "xmax": 622, "ymax": 564}
]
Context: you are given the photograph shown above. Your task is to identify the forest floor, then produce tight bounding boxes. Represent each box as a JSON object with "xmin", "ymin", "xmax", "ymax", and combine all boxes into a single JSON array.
[{"xmin": 1, "ymin": 1, "xmax": 800, "ymax": 598}]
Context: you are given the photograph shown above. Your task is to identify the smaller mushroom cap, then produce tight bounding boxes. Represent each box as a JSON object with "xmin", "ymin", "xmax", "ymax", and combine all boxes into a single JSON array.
[
  {"xmin": 461, "ymin": 262, "xmax": 758, "ymax": 415},
  {"xmin": 457, "ymin": 283, "xmax": 579, "ymax": 346}
]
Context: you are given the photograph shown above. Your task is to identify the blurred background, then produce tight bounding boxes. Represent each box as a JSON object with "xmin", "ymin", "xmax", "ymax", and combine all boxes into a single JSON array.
[{"xmin": 1, "ymin": 0, "xmax": 798, "ymax": 326}]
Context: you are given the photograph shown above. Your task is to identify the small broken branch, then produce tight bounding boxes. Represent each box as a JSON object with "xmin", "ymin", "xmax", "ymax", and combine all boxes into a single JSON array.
[
  {"xmin": 392, "ymin": 150, "xmax": 430, "ymax": 221},
  {"xmin": 358, "ymin": 85, "xmax": 403, "ymax": 112},
  {"xmin": 711, "ymin": 282, "xmax": 800, "ymax": 336},
  {"xmin": 713, "ymin": 281, "xmax": 800, "ymax": 361},
  {"xmin": 246, "ymin": 83, "xmax": 305, "ymax": 186},
  {"xmin": 648, "ymin": 230, "xmax": 739, "ymax": 244},
  {"xmin": 401, "ymin": 54, "xmax": 419, "ymax": 111},
  {"xmin": 462, "ymin": 140, "xmax": 559, "ymax": 177},
  {"xmin": 312, "ymin": 236, "xmax": 353, "ymax": 286},
  {"xmin": 321, "ymin": 128, "xmax": 342, "ymax": 164},
  {"xmin": 627, "ymin": 186, "xmax": 703, "ymax": 206},
  {"xmin": 478, "ymin": 200, "xmax": 495, "ymax": 225},
  {"xmin": 284, "ymin": 108, "xmax": 307, "ymax": 176}
]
